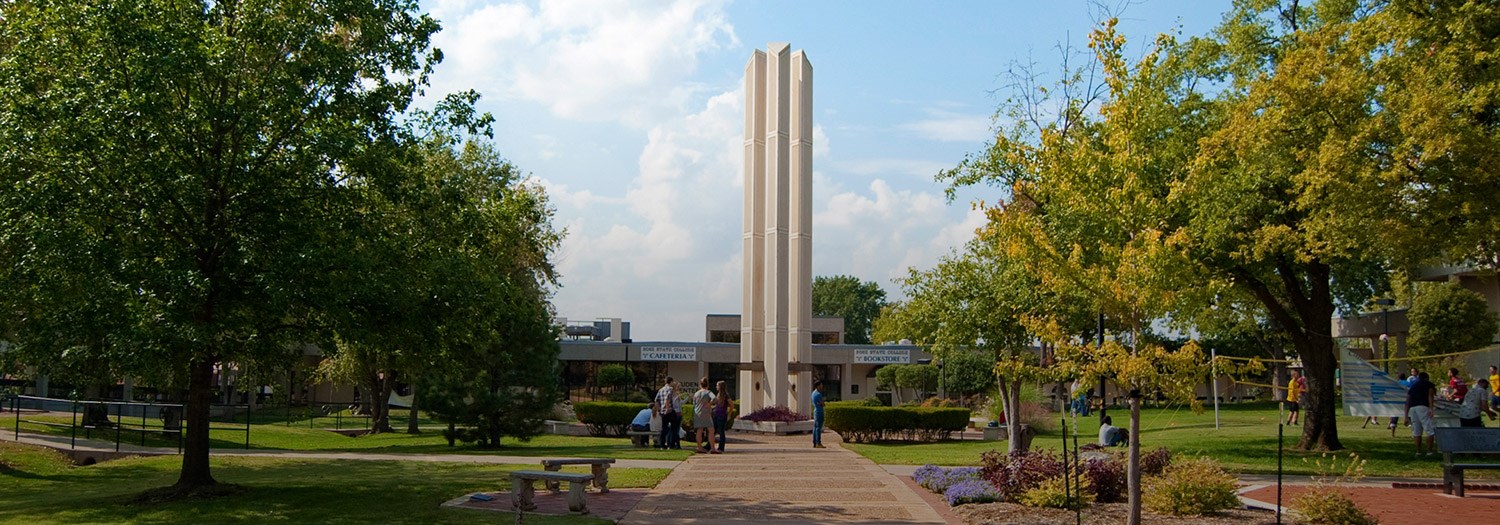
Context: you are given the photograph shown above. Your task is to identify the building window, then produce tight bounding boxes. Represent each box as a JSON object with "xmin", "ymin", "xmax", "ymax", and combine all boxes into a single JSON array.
[
  {"xmin": 811, "ymin": 332, "xmax": 840, "ymax": 344},
  {"xmin": 708, "ymin": 330, "xmax": 741, "ymax": 343}
]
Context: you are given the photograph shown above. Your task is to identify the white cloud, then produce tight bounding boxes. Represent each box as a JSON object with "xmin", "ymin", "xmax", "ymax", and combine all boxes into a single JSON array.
[
  {"xmin": 901, "ymin": 108, "xmax": 992, "ymax": 143},
  {"xmin": 430, "ymin": 0, "xmax": 738, "ymax": 127},
  {"xmin": 838, "ymin": 158, "xmax": 952, "ymax": 179},
  {"xmin": 547, "ymin": 89, "xmax": 746, "ymax": 339}
]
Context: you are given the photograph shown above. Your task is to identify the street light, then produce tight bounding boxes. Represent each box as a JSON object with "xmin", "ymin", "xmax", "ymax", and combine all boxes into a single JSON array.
[{"xmin": 1374, "ymin": 298, "xmax": 1396, "ymax": 374}]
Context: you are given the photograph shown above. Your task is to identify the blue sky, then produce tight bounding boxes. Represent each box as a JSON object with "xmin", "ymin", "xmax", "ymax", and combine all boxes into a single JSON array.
[{"xmin": 419, "ymin": 0, "xmax": 1232, "ymax": 341}]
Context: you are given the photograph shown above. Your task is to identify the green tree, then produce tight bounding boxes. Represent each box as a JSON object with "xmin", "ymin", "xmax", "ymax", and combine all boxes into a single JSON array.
[
  {"xmin": 812, "ymin": 275, "xmax": 887, "ymax": 344},
  {"xmin": 895, "ymin": 364, "xmax": 939, "ymax": 399},
  {"xmin": 941, "ymin": 350, "xmax": 998, "ymax": 400},
  {"xmin": 1408, "ymin": 284, "xmax": 1500, "ymax": 358},
  {"xmin": 874, "ymin": 237, "xmax": 1078, "ymax": 452},
  {"xmin": 0, "ymin": 0, "xmax": 441, "ymax": 493},
  {"xmin": 597, "ymin": 364, "xmax": 636, "ymax": 396}
]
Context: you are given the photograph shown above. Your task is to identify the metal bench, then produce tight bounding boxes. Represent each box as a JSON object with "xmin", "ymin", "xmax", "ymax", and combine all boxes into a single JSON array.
[
  {"xmin": 509, "ymin": 470, "xmax": 593, "ymax": 514},
  {"xmin": 1435, "ymin": 427, "xmax": 1500, "ymax": 497},
  {"xmin": 626, "ymin": 430, "xmax": 655, "ymax": 448},
  {"xmin": 540, "ymin": 458, "xmax": 615, "ymax": 493}
]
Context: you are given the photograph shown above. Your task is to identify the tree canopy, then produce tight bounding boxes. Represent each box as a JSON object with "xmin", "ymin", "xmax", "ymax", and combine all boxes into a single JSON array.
[
  {"xmin": 811, "ymin": 275, "xmax": 887, "ymax": 345},
  {"xmin": 1407, "ymin": 284, "xmax": 1499, "ymax": 358},
  {"xmin": 0, "ymin": 0, "xmax": 562, "ymax": 493}
]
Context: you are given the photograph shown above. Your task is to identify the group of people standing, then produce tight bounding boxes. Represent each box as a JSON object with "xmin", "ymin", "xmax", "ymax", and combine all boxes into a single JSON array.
[
  {"xmin": 628, "ymin": 376, "xmax": 830, "ymax": 452},
  {"xmin": 629, "ymin": 376, "xmax": 734, "ymax": 453},
  {"xmin": 1402, "ymin": 365, "xmax": 1498, "ymax": 457}
]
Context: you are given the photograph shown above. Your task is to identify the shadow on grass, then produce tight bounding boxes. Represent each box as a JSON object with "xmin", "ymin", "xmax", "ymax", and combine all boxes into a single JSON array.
[{"xmin": 0, "ymin": 453, "xmax": 635, "ymax": 524}]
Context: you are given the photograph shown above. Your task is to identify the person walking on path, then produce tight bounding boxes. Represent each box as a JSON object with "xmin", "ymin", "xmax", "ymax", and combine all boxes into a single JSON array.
[
  {"xmin": 711, "ymin": 380, "xmax": 732, "ymax": 453},
  {"xmin": 1448, "ymin": 367, "xmax": 1469, "ymax": 402},
  {"xmin": 691, "ymin": 377, "xmax": 715, "ymax": 453},
  {"xmin": 1404, "ymin": 371, "xmax": 1438, "ymax": 457},
  {"xmin": 1458, "ymin": 378, "xmax": 1497, "ymax": 428},
  {"xmin": 1284, "ymin": 369, "xmax": 1306, "ymax": 426},
  {"xmin": 656, "ymin": 377, "xmax": 682, "ymax": 450},
  {"xmin": 811, "ymin": 380, "xmax": 827, "ymax": 448}
]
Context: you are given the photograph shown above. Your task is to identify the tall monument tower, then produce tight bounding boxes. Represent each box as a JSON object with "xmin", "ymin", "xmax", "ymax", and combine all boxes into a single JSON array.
[{"xmin": 741, "ymin": 43, "xmax": 813, "ymax": 414}]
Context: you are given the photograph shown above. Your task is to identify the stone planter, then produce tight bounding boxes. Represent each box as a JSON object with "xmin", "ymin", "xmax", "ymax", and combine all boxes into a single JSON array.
[{"xmin": 732, "ymin": 419, "xmax": 815, "ymax": 435}]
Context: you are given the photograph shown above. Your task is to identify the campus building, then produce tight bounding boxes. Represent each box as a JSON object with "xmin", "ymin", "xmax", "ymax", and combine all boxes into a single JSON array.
[{"xmin": 559, "ymin": 314, "xmax": 929, "ymax": 405}]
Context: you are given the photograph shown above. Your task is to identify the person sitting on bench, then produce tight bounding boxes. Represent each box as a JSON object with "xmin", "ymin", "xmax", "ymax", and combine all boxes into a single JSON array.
[{"xmin": 630, "ymin": 403, "xmax": 654, "ymax": 433}]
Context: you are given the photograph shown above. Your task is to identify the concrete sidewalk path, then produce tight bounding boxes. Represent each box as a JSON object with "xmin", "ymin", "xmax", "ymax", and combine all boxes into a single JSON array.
[
  {"xmin": 1, "ymin": 430, "xmax": 680, "ymax": 469},
  {"xmin": 618, "ymin": 432, "xmax": 946, "ymax": 524}
]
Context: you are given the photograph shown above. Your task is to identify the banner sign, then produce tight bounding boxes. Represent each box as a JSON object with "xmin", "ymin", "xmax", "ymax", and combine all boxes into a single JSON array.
[
  {"xmin": 1340, "ymin": 348, "xmax": 1408, "ymax": 417},
  {"xmin": 854, "ymin": 348, "xmax": 910, "ymax": 364},
  {"xmin": 640, "ymin": 346, "xmax": 696, "ymax": 361}
]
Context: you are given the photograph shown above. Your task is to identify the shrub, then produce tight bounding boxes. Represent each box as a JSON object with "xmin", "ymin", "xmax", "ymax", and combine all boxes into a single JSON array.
[
  {"xmin": 573, "ymin": 401, "xmax": 646, "ymax": 437},
  {"xmin": 944, "ymin": 478, "xmax": 1003, "ymax": 506},
  {"xmin": 1082, "ymin": 456, "xmax": 1126, "ymax": 503},
  {"xmin": 1138, "ymin": 446, "xmax": 1172, "ymax": 475},
  {"xmin": 1143, "ymin": 458, "xmax": 1241, "ymax": 516},
  {"xmin": 741, "ymin": 404, "xmax": 808, "ymax": 423},
  {"xmin": 914, "ymin": 465, "xmax": 981, "ymax": 494},
  {"xmin": 921, "ymin": 396, "xmax": 958, "ymax": 408},
  {"xmin": 1018, "ymin": 475, "xmax": 1090, "ymax": 510},
  {"xmin": 824, "ymin": 406, "xmax": 970, "ymax": 442},
  {"xmin": 981, "ymin": 449, "xmax": 1065, "ymax": 501},
  {"xmin": 1291, "ymin": 488, "xmax": 1378, "ymax": 525},
  {"xmin": 596, "ymin": 364, "xmax": 634, "ymax": 392}
]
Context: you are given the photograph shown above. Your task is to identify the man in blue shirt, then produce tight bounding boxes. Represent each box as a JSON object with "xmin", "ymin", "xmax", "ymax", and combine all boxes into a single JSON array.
[
  {"xmin": 811, "ymin": 380, "xmax": 826, "ymax": 448},
  {"xmin": 630, "ymin": 405, "xmax": 653, "ymax": 432}
]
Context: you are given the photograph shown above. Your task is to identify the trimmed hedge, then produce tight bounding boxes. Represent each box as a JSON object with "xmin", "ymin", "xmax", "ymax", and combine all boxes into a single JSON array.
[
  {"xmin": 573, "ymin": 401, "xmax": 646, "ymax": 437},
  {"xmin": 825, "ymin": 405, "xmax": 970, "ymax": 442}
]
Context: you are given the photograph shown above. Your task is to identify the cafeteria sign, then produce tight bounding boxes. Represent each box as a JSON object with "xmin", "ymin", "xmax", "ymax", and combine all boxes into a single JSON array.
[
  {"xmin": 640, "ymin": 346, "xmax": 697, "ymax": 361},
  {"xmin": 854, "ymin": 349, "xmax": 909, "ymax": 364}
]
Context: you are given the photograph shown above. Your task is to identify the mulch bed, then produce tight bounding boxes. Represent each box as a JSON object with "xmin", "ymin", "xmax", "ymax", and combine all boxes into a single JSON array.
[{"xmin": 954, "ymin": 503, "xmax": 1286, "ymax": 525}]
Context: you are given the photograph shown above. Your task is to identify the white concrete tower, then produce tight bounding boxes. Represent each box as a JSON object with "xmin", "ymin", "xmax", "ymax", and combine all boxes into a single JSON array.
[
  {"xmin": 740, "ymin": 49, "xmax": 767, "ymax": 412},
  {"xmin": 741, "ymin": 42, "xmax": 812, "ymax": 413},
  {"xmin": 787, "ymin": 50, "xmax": 813, "ymax": 413}
]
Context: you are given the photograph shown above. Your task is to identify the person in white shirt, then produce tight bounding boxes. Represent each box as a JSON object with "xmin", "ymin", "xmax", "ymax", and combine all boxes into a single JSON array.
[
  {"xmin": 1459, "ymin": 378, "xmax": 1497, "ymax": 427},
  {"xmin": 1099, "ymin": 416, "xmax": 1125, "ymax": 447}
]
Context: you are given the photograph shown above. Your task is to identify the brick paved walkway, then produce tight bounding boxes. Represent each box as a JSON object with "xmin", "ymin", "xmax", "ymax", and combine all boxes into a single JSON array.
[
  {"xmin": 1241, "ymin": 484, "xmax": 1500, "ymax": 522},
  {"xmin": 617, "ymin": 432, "xmax": 946, "ymax": 524}
]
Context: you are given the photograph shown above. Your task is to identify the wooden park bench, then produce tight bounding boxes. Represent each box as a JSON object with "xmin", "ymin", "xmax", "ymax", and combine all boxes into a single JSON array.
[
  {"xmin": 509, "ymin": 470, "xmax": 593, "ymax": 514},
  {"xmin": 627, "ymin": 429, "xmax": 655, "ymax": 448},
  {"xmin": 540, "ymin": 458, "xmax": 615, "ymax": 493},
  {"xmin": 1435, "ymin": 427, "xmax": 1500, "ymax": 497}
]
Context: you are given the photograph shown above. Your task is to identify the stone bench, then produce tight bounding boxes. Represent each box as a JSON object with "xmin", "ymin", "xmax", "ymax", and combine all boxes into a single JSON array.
[
  {"xmin": 509, "ymin": 470, "xmax": 593, "ymax": 514},
  {"xmin": 540, "ymin": 458, "xmax": 615, "ymax": 493},
  {"xmin": 1435, "ymin": 427, "xmax": 1500, "ymax": 497},
  {"xmin": 627, "ymin": 430, "xmax": 655, "ymax": 448}
]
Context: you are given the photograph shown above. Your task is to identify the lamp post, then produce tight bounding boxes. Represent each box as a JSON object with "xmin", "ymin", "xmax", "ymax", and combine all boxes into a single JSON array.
[{"xmin": 1374, "ymin": 298, "xmax": 1396, "ymax": 374}]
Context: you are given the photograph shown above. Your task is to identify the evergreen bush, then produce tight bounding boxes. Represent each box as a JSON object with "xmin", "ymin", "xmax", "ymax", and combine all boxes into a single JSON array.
[{"xmin": 824, "ymin": 405, "xmax": 969, "ymax": 442}]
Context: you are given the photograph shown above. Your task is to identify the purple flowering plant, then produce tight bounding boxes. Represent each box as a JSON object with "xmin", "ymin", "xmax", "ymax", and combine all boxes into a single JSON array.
[
  {"xmin": 914, "ymin": 464, "xmax": 981, "ymax": 494},
  {"xmin": 944, "ymin": 479, "xmax": 1002, "ymax": 506},
  {"xmin": 740, "ymin": 405, "xmax": 810, "ymax": 422}
]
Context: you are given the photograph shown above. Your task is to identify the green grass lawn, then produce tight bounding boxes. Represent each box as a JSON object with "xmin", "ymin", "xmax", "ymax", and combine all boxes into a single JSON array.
[
  {"xmin": 0, "ymin": 441, "xmax": 668, "ymax": 524},
  {"xmin": 842, "ymin": 401, "xmax": 1479, "ymax": 478},
  {"xmin": 8, "ymin": 414, "xmax": 691, "ymax": 461}
]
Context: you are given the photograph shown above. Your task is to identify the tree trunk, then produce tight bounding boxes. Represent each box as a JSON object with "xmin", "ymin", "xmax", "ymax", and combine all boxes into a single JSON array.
[
  {"xmin": 1126, "ymin": 395, "xmax": 1141, "ymax": 525},
  {"xmin": 1234, "ymin": 261, "xmax": 1342, "ymax": 451},
  {"xmin": 368, "ymin": 371, "xmax": 395, "ymax": 434},
  {"xmin": 1295, "ymin": 334, "xmax": 1342, "ymax": 450},
  {"xmin": 406, "ymin": 387, "xmax": 420, "ymax": 434},
  {"xmin": 1002, "ymin": 378, "xmax": 1025, "ymax": 453},
  {"xmin": 174, "ymin": 357, "xmax": 218, "ymax": 489}
]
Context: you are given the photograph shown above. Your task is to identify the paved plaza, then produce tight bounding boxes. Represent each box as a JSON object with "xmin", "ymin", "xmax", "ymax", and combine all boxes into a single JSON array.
[{"xmin": 618, "ymin": 432, "xmax": 948, "ymax": 524}]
